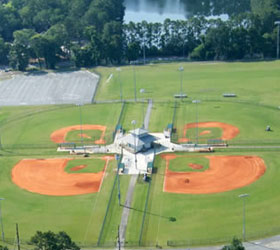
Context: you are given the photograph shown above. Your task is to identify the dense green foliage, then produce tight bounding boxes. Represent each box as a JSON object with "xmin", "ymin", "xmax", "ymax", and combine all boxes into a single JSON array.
[
  {"xmin": 31, "ymin": 231, "xmax": 80, "ymax": 250},
  {"xmin": 0, "ymin": 0, "xmax": 280, "ymax": 70},
  {"xmin": 222, "ymin": 237, "xmax": 245, "ymax": 250}
]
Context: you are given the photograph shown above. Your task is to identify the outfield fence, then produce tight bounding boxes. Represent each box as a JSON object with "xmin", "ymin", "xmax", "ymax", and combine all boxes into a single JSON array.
[
  {"xmin": 97, "ymin": 153, "xmax": 123, "ymax": 247},
  {"xmin": 112, "ymin": 101, "xmax": 126, "ymax": 141}
]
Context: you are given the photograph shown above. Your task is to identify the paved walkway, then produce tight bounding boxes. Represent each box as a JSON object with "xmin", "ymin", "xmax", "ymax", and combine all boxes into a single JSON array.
[
  {"xmin": 118, "ymin": 175, "xmax": 138, "ymax": 249},
  {"xmin": 144, "ymin": 99, "xmax": 153, "ymax": 130}
]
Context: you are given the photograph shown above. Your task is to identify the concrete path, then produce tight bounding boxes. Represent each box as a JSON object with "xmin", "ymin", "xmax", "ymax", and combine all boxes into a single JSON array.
[
  {"xmin": 144, "ymin": 99, "xmax": 153, "ymax": 130},
  {"xmin": 118, "ymin": 175, "xmax": 138, "ymax": 249}
]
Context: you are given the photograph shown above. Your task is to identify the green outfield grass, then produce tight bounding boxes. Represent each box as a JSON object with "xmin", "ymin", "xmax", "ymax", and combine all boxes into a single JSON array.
[
  {"xmin": 119, "ymin": 102, "xmax": 147, "ymax": 131},
  {"xmin": 171, "ymin": 101, "xmax": 280, "ymax": 145},
  {"xmin": 0, "ymin": 103, "xmax": 122, "ymax": 149},
  {"xmin": 64, "ymin": 157, "xmax": 105, "ymax": 173},
  {"xmin": 137, "ymin": 152, "xmax": 280, "ymax": 247},
  {"xmin": 94, "ymin": 61, "xmax": 280, "ymax": 106},
  {"xmin": 0, "ymin": 156, "xmax": 129, "ymax": 246}
]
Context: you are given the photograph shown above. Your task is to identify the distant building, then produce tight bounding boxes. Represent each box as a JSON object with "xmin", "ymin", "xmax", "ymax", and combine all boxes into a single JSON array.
[{"xmin": 120, "ymin": 128, "xmax": 157, "ymax": 153}]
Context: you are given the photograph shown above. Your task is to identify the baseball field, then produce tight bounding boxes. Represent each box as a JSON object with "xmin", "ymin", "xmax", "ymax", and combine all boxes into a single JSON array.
[{"xmin": 0, "ymin": 60, "xmax": 280, "ymax": 248}]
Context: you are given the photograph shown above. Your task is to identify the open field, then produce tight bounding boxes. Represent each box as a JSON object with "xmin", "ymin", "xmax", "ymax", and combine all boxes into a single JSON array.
[
  {"xmin": 0, "ymin": 155, "xmax": 130, "ymax": 245},
  {"xmin": 0, "ymin": 60, "xmax": 280, "ymax": 248},
  {"xmin": 0, "ymin": 71, "xmax": 99, "ymax": 106},
  {"xmin": 94, "ymin": 61, "xmax": 280, "ymax": 107},
  {"xmin": 0, "ymin": 103, "xmax": 122, "ymax": 152},
  {"xmin": 172, "ymin": 101, "xmax": 280, "ymax": 145},
  {"xmin": 134, "ymin": 152, "xmax": 280, "ymax": 247}
]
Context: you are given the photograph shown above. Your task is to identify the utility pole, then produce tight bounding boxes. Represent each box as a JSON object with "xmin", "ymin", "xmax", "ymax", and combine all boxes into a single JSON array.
[
  {"xmin": 275, "ymin": 21, "xmax": 280, "ymax": 59},
  {"xmin": 238, "ymin": 194, "xmax": 249, "ymax": 241},
  {"xmin": 0, "ymin": 198, "xmax": 5, "ymax": 242},
  {"xmin": 117, "ymin": 226, "xmax": 121, "ymax": 250},
  {"xmin": 116, "ymin": 68, "xmax": 123, "ymax": 102},
  {"xmin": 133, "ymin": 66, "xmax": 137, "ymax": 102},
  {"xmin": 16, "ymin": 223, "xmax": 20, "ymax": 250}
]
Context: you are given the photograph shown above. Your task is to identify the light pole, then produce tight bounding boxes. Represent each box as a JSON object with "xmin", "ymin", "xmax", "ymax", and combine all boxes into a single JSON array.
[
  {"xmin": 0, "ymin": 198, "xmax": 5, "ymax": 242},
  {"xmin": 238, "ymin": 193, "xmax": 249, "ymax": 241},
  {"xmin": 77, "ymin": 103, "xmax": 84, "ymax": 151},
  {"xmin": 193, "ymin": 100, "xmax": 201, "ymax": 145},
  {"xmin": 275, "ymin": 21, "xmax": 280, "ymax": 59},
  {"xmin": 133, "ymin": 66, "xmax": 137, "ymax": 102},
  {"xmin": 116, "ymin": 68, "xmax": 123, "ymax": 102},
  {"xmin": 140, "ymin": 89, "xmax": 145, "ymax": 127},
  {"xmin": 142, "ymin": 37, "xmax": 146, "ymax": 65},
  {"xmin": 131, "ymin": 120, "xmax": 137, "ymax": 170},
  {"xmin": 179, "ymin": 66, "xmax": 184, "ymax": 97}
]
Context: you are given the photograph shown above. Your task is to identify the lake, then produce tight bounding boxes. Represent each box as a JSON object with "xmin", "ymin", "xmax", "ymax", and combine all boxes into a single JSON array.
[{"xmin": 124, "ymin": 0, "xmax": 251, "ymax": 23}]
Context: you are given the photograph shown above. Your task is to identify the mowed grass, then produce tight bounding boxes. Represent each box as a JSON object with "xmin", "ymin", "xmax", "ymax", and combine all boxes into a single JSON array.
[
  {"xmin": 0, "ymin": 156, "xmax": 129, "ymax": 245},
  {"xmin": 125, "ymin": 176, "xmax": 150, "ymax": 245},
  {"xmin": 171, "ymin": 101, "xmax": 280, "ymax": 144},
  {"xmin": 64, "ymin": 157, "xmax": 106, "ymax": 173},
  {"xmin": 138, "ymin": 152, "xmax": 280, "ymax": 247},
  {"xmin": 94, "ymin": 61, "xmax": 280, "ymax": 106},
  {"xmin": 169, "ymin": 156, "xmax": 209, "ymax": 172},
  {"xmin": 0, "ymin": 103, "xmax": 122, "ymax": 148},
  {"xmin": 65, "ymin": 130, "xmax": 103, "ymax": 144},
  {"xmin": 119, "ymin": 102, "xmax": 147, "ymax": 131}
]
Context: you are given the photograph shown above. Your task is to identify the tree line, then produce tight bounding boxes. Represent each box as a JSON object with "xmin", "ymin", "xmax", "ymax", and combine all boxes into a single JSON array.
[{"xmin": 0, "ymin": 0, "xmax": 280, "ymax": 70}]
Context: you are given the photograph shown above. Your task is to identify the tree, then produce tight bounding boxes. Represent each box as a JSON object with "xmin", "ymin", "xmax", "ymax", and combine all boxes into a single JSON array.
[
  {"xmin": 9, "ymin": 29, "xmax": 35, "ymax": 70},
  {"xmin": 0, "ymin": 36, "xmax": 10, "ymax": 64},
  {"xmin": 30, "ymin": 231, "xmax": 80, "ymax": 250},
  {"xmin": 222, "ymin": 237, "xmax": 245, "ymax": 250},
  {"xmin": 0, "ymin": 245, "xmax": 8, "ymax": 250}
]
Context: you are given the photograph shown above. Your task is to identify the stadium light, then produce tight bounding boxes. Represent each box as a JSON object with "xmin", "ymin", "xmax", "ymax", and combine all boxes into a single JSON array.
[
  {"xmin": 179, "ymin": 66, "xmax": 184, "ymax": 96},
  {"xmin": 275, "ymin": 21, "xmax": 280, "ymax": 59},
  {"xmin": 133, "ymin": 65, "xmax": 137, "ymax": 102},
  {"xmin": 76, "ymin": 103, "xmax": 84, "ymax": 152},
  {"xmin": 116, "ymin": 68, "xmax": 123, "ymax": 102},
  {"xmin": 131, "ymin": 120, "xmax": 137, "ymax": 170},
  {"xmin": 238, "ymin": 193, "xmax": 249, "ymax": 241},
  {"xmin": 0, "ymin": 198, "xmax": 5, "ymax": 242},
  {"xmin": 140, "ymin": 89, "xmax": 145, "ymax": 127}
]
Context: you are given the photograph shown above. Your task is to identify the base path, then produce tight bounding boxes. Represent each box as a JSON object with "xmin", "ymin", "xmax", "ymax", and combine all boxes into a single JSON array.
[
  {"xmin": 11, "ymin": 156, "xmax": 113, "ymax": 196},
  {"xmin": 163, "ymin": 155, "xmax": 266, "ymax": 194},
  {"xmin": 178, "ymin": 122, "xmax": 240, "ymax": 143},
  {"xmin": 50, "ymin": 124, "xmax": 107, "ymax": 144}
]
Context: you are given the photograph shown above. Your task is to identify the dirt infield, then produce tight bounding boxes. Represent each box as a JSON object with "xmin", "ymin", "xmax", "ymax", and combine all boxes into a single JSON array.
[
  {"xmin": 50, "ymin": 125, "xmax": 107, "ymax": 144},
  {"xmin": 178, "ymin": 122, "xmax": 240, "ymax": 143},
  {"xmin": 11, "ymin": 156, "xmax": 114, "ymax": 196},
  {"xmin": 162, "ymin": 154, "xmax": 266, "ymax": 194},
  {"xmin": 188, "ymin": 163, "xmax": 204, "ymax": 170}
]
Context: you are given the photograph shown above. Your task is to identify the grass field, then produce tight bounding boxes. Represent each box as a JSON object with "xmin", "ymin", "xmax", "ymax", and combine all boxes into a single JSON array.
[
  {"xmin": 0, "ymin": 103, "xmax": 122, "ymax": 153},
  {"xmin": 171, "ymin": 101, "xmax": 280, "ymax": 145},
  {"xmin": 0, "ymin": 156, "xmax": 129, "ymax": 245},
  {"xmin": 94, "ymin": 61, "xmax": 280, "ymax": 106},
  {"xmin": 168, "ymin": 156, "xmax": 209, "ymax": 172},
  {"xmin": 1, "ymin": 60, "xmax": 280, "ymax": 248},
  {"xmin": 136, "ymin": 152, "xmax": 280, "ymax": 247},
  {"xmin": 64, "ymin": 158, "xmax": 105, "ymax": 173}
]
